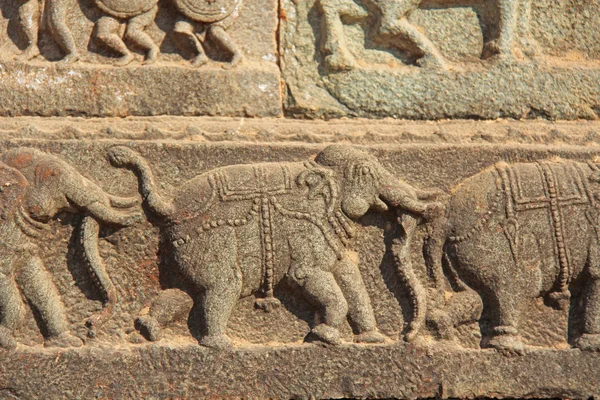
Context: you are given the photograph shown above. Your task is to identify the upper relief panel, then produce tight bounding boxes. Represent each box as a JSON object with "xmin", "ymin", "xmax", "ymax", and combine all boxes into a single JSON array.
[
  {"xmin": 281, "ymin": 0, "xmax": 600, "ymax": 119},
  {"xmin": 0, "ymin": 0, "xmax": 281, "ymax": 117}
]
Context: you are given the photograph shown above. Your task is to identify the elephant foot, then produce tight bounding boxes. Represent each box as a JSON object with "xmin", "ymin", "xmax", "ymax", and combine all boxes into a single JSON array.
[
  {"xmin": 575, "ymin": 334, "xmax": 600, "ymax": 352},
  {"xmin": 58, "ymin": 52, "xmax": 80, "ymax": 65},
  {"xmin": 307, "ymin": 324, "xmax": 342, "ymax": 346},
  {"xmin": 0, "ymin": 326, "xmax": 18, "ymax": 351},
  {"xmin": 16, "ymin": 45, "xmax": 40, "ymax": 62},
  {"xmin": 427, "ymin": 309, "xmax": 455, "ymax": 341},
  {"xmin": 199, "ymin": 334, "xmax": 233, "ymax": 350},
  {"xmin": 355, "ymin": 330, "xmax": 388, "ymax": 344},
  {"xmin": 483, "ymin": 329, "xmax": 525, "ymax": 356},
  {"xmin": 254, "ymin": 297, "xmax": 281, "ymax": 313},
  {"xmin": 191, "ymin": 54, "xmax": 209, "ymax": 67},
  {"xmin": 135, "ymin": 315, "xmax": 162, "ymax": 342},
  {"xmin": 44, "ymin": 332, "xmax": 83, "ymax": 348},
  {"xmin": 114, "ymin": 53, "xmax": 134, "ymax": 67},
  {"xmin": 143, "ymin": 48, "xmax": 159, "ymax": 65}
]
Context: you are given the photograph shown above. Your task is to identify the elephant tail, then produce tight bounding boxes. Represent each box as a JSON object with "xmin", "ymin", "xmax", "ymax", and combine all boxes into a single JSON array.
[
  {"xmin": 392, "ymin": 213, "xmax": 427, "ymax": 342},
  {"xmin": 423, "ymin": 213, "xmax": 452, "ymax": 308},
  {"xmin": 108, "ymin": 146, "xmax": 174, "ymax": 220},
  {"xmin": 81, "ymin": 215, "xmax": 117, "ymax": 337}
]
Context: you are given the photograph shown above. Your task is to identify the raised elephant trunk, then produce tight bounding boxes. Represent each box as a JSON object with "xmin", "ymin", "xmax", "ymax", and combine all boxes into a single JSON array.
[
  {"xmin": 108, "ymin": 147, "xmax": 174, "ymax": 219},
  {"xmin": 81, "ymin": 216, "xmax": 117, "ymax": 337}
]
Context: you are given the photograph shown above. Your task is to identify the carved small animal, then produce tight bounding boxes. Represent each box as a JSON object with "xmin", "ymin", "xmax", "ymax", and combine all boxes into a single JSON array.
[
  {"xmin": 420, "ymin": 159, "xmax": 600, "ymax": 353},
  {"xmin": 94, "ymin": 0, "xmax": 160, "ymax": 65},
  {"xmin": 16, "ymin": 0, "xmax": 79, "ymax": 62},
  {"xmin": 171, "ymin": 0, "xmax": 243, "ymax": 67},
  {"xmin": 109, "ymin": 144, "xmax": 441, "ymax": 349},
  {"xmin": 317, "ymin": 0, "xmax": 536, "ymax": 71},
  {"xmin": 0, "ymin": 148, "xmax": 141, "ymax": 349}
]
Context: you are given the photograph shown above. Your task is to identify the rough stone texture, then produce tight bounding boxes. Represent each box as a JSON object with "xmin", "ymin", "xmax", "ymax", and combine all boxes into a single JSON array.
[
  {"xmin": 281, "ymin": 0, "xmax": 600, "ymax": 119},
  {"xmin": 0, "ymin": 0, "xmax": 281, "ymax": 117},
  {"xmin": 0, "ymin": 124, "xmax": 598, "ymax": 397}
]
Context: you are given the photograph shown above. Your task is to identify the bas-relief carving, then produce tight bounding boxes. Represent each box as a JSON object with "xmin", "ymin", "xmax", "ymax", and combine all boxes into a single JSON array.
[
  {"xmin": 10, "ymin": 0, "xmax": 243, "ymax": 66},
  {"xmin": 2, "ymin": 144, "xmax": 600, "ymax": 357},
  {"xmin": 318, "ymin": 0, "xmax": 536, "ymax": 71},
  {"xmin": 0, "ymin": 148, "xmax": 140, "ymax": 350}
]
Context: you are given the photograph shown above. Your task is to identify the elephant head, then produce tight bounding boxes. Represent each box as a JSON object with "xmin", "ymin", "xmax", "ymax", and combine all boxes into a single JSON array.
[{"xmin": 1, "ymin": 148, "xmax": 142, "ymax": 335}]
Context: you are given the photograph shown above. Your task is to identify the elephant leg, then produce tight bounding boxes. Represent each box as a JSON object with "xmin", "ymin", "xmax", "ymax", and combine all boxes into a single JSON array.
[
  {"xmin": 195, "ymin": 266, "xmax": 241, "ymax": 350},
  {"xmin": 207, "ymin": 25, "xmax": 242, "ymax": 68},
  {"xmin": 96, "ymin": 16, "xmax": 134, "ymax": 66},
  {"xmin": 575, "ymin": 246, "xmax": 600, "ymax": 351},
  {"xmin": 516, "ymin": 0, "xmax": 538, "ymax": 56},
  {"xmin": 290, "ymin": 262, "xmax": 348, "ymax": 345},
  {"xmin": 16, "ymin": 0, "xmax": 41, "ymax": 61},
  {"xmin": 0, "ymin": 272, "xmax": 25, "ymax": 350},
  {"xmin": 174, "ymin": 18, "xmax": 208, "ymax": 67},
  {"xmin": 46, "ymin": 0, "xmax": 79, "ymax": 63},
  {"xmin": 135, "ymin": 288, "xmax": 194, "ymax": 342},
  {"xmin": 125, "ymin": 6, "xmax": 159, "ymax": 65},
  {"xmin": 332, "ymin": 256, "xmax": 387, "ymax": 343},
  {"xmin": 316, "ymin": 0, "xmax": 362, "ymax": 71},
  {"xmin": 16, "ymin": 256, "xmax": 82, "ymax": 348}
]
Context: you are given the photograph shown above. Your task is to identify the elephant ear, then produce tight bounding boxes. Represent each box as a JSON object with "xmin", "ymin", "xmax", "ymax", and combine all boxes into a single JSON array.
[
  {"xmin": 297, "ymin": 167, "xmax": 339, "ymax": 213},
  {"xmin": 0, "ymin": 162, "xmax": 29, "ymax": 218}
]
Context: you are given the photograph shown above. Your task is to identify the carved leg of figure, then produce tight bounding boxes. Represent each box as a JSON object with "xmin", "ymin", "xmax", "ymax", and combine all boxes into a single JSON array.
[
  {"xmin": 316, "ymin": 0, "xmax": 363, "ymax": 71},
  {"xmin": 517, "ymin": 0, "xmax": 538, "ymax": 56},
  {"xmin": 16, "ymin": 0, "xmax": 41, "ymax": 61},
  {"xmin": 46, "ymin": 0, "xmax": 79, "ymax": 63},
  {"xmin": 483, "ymin": 0, "xmax": 519, "ymax": 59},
  {"xmin": 332, "ymin": 256, "xmax": 387, "ymax": 343},
  {"xmin": 135, "ymin": 288, "xmax": 194, "ymax": 342},
  {"xmin": 96, "ymin": 16, "xmax": 134, "ymax": 66},
  {"xmin": 207, "ymin": 25, "xmax": 242, "ymax": 69},
  {"xmin": 480, "ymin": 284, "xmax": 525, "ymax": 355},
  {"xmin": 575, "ymin": 247, "xmax": 600, "ymax": 351},
  {"xmin": 174, "ymin": 19, "xmax": 209, "ymax": 67},
  {"xmin": 125, "ymin": 6, "xmax": 159, "ymax": 65},
  {"xmin": 0, "ymin": 273, "xmax": 25, "ymax": 350},
  {"xmin": 380, "ymin": 17, "xmax": 448, "ymax": 69},
  {"xmin": 17, "ymin": 256, "xmax": 82, "ymax": 348}
]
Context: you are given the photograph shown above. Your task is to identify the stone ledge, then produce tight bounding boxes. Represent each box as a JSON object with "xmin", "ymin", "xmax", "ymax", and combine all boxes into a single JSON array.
[
  {"xmin": 0, "ymin": 62, "xmax": 282, "ymax": 118},
  {"xmin": 1, "ymin": 343, "xmax": 597, "ymax": 399}
]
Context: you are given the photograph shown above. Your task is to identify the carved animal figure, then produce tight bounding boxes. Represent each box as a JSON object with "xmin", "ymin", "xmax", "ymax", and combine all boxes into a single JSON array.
[
  {"xmin": 93, "ymin": 0, "xmax": 160, "ymax": 65},
  {"xmin": 0, "ymin": 148, "xmax": 140, "ymax": 349},
  {"xmin": 109, "ymin": 144, "xmax": 442, "ymax": 349},
  {"xmin": 16, "ymin": 0, "xmax": 79, "ymax": 62},
  {"xmin": 171, "ymin": 0, "xmax": 243, "ymax": 67},
  {"xmin": 317, "ymin": 0, "xmax": 535, "ymax": 71},
  {"xmin": 418, "ymin": 159, "xmax": 600, "ymax": 353}
]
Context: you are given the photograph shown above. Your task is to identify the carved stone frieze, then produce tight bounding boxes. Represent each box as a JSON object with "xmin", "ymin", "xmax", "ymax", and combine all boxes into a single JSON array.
[{"xmin": 0, "ymin": 136, "xmax": 597, "ymax": 397}]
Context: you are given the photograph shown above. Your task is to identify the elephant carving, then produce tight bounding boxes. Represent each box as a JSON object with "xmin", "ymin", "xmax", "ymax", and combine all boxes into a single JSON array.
[
  {"xmin": 108, "ymin": 144, "xmax": 442, "ymax": 349},
  {"xmin": 416, "ymin": 158, "xmax": 600, "ymax": 353},
  {"xmin": 317, "ymin": 0, "xmax": 536, "ymax": 71},
  {"xmin": 0, "ymin": 148, "xmax": 141, "ymax": 349}
]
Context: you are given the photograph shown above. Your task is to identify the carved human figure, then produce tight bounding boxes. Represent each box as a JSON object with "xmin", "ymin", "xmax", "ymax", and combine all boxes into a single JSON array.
[
  {"xmin": 172, "ymin": 0, "xmax": 243, "ymax": 67},
  {"xmin": 415, "ymin": 159, "xmax": 600, "ymax": 353},
  {"xmin": 93, "ymin": 0, "xmax": 160, "ymax": 65},
  {"xmin": 109, "ymin": 144, "xmax": 442, "ymax": 349},
  {"xmin": 16, "ymin": 0, "xmax": 79, "ymax": 62},
  {"xmin": 317, "ymin": 0, "xmax": 536, "ymax": 71},
  {"xmin": 0, "ymin": 148, "xmax": 141, "ymax": 349}
]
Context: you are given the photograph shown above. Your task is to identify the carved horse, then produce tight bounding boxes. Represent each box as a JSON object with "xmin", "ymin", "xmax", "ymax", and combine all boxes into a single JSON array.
[{"xmin": 317, "ymin": 0, "xmax": 536, "ymax": 71}]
